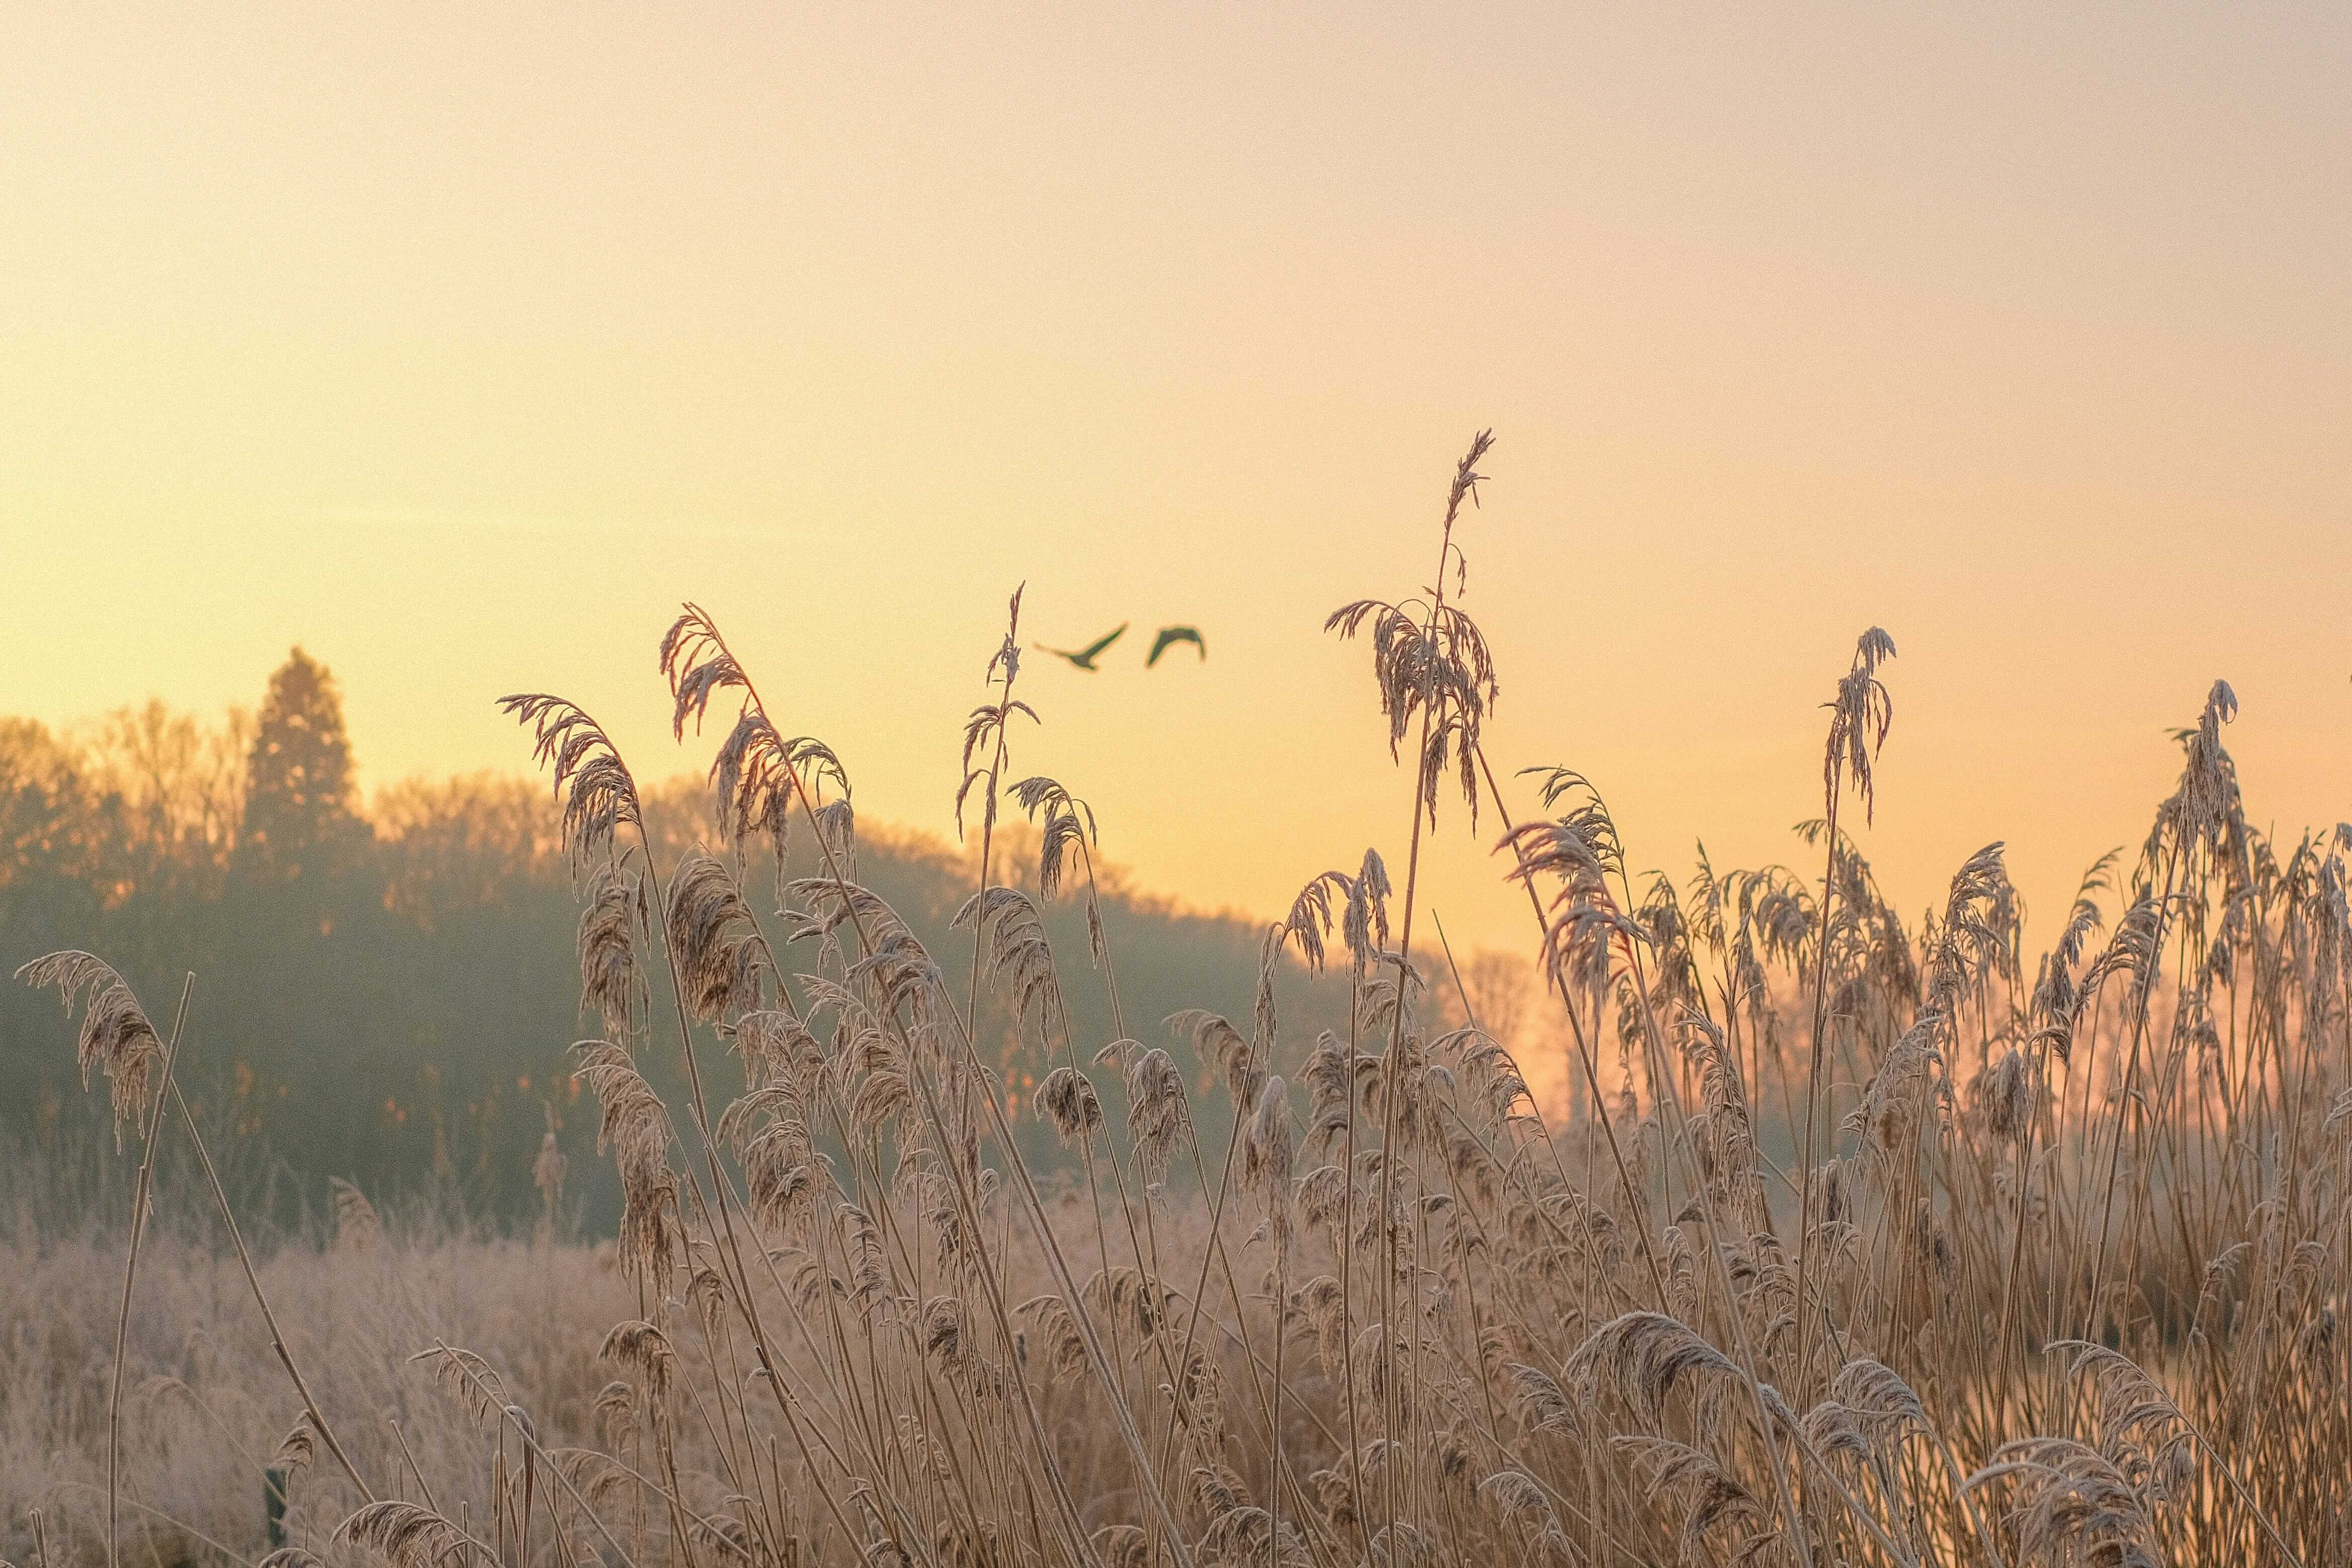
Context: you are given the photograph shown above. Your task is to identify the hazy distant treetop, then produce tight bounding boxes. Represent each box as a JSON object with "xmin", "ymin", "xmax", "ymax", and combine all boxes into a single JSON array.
[{"xmin": 238, "ymin": 647, "xmax": 367, "ymax": 885}]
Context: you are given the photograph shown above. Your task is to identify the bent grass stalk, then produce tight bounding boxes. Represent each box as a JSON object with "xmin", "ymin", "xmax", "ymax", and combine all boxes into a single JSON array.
[{"xmin": 106, "ymin": 972, "xmax": 194, "ymax": 1568}]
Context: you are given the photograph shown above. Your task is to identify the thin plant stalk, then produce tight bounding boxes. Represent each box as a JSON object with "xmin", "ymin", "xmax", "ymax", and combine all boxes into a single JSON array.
[{"xmin": 105, "ymin": 972, "xmax": 194, "ymax": 1568}]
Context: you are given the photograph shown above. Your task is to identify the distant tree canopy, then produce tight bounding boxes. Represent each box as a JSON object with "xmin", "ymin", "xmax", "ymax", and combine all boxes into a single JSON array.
[
  {"xmin": 2, "ymin": 650, "xmax": 1342, "ymax": 1231},
  {"xmin": 238, "ymin": 647, "xmax": 364, "ymax": 888}
]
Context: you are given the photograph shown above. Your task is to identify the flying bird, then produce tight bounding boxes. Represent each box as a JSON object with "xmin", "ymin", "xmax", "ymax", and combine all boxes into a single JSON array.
[
  {"xmin": 1148, "ymin": 626, "xmax": 1206, "ymax": 666},
  {"xmin": 1036, "ymin": 622, "xmax": 1128, "ymax": 671}
]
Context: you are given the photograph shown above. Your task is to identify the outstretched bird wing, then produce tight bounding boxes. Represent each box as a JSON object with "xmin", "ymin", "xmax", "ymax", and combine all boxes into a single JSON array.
[
  {"xmin": 1148, "ymin": 626, "xmax": 1206, "ymax": 666},
  {"xmin": 1038, "ymin": 622, "xmax": 1127, "ymax": 668}
]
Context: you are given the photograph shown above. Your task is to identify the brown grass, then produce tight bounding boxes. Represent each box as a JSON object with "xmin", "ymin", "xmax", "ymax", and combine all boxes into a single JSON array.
[{"xmin": 8, "ymin": 435, "xmax": 2348, "ymax": 1567}]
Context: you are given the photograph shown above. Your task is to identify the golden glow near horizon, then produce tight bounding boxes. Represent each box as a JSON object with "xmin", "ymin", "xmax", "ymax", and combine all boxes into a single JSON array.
[{"xmin": 4, "ymin": 7, "xmax": 2347, "ymax": 955}]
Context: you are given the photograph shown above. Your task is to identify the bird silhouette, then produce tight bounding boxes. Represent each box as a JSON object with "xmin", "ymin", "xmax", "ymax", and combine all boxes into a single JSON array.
[
  {"xmin": 1148, "ymin": 626, "xmax": 1206, "ymax": 666},
  {"xmin": 1035, "ymin": 622, "xmax": 1128, "ymax": 670}
]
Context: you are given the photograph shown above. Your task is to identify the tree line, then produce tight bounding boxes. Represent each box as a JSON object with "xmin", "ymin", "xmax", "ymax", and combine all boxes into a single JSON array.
[{"xmin": 1, "ymin": 650, "xmax": 1339, "ymax": 1231}]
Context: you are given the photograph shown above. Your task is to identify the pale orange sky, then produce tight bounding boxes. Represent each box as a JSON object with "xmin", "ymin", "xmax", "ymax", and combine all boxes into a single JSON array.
[{"xmin": 4, "ymin": 6, "xmax": 2346, "ymax": 952}]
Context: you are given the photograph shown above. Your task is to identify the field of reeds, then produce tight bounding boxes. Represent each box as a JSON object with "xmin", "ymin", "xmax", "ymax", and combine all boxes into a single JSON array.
[{"xmin": 6, "ymin": 435, "xmax": 2347, "ymax": 1568}]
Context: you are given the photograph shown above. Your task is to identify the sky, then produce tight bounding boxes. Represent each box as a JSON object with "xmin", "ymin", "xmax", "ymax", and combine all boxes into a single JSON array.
[{"xmin": 4, "ymin": 5, "xmax": 2347, "ymax": 954}]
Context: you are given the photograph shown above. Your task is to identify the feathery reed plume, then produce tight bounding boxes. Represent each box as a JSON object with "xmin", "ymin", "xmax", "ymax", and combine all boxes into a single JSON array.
[
  {"xmin": 1474, "ymin": 1468, "xmax": 1556, "ymax": 1534},
  {"xmin": 335, "ymin": 1502, "xmax": 474, "ymax": 1568},
  {"xmin": 496, "ymin": 694, "xmax": 644, "ymax": 867},
  {"xmin": 1036, "ymin": 1064, "xmax": 1104, "ymax": 1146},
  {"xmin": 1503, "ymin": 1362, "xmax": 1579, "ymax": 1436},
  {"xmin": 1923, "ymin": 842, "xmax": 2014, "ymax": 1023},
  {"xmin": 1282, "ymin": 867, "xmax": 1364, "ymax": 977},
  {"xmin": 1824, "ymin": 628, "xmax": 1897, "ymax": 827},
  {"xmin": 2043, "ymin": 1340, "xmax": 2303, "ymax": 1564},
  {"xmin": 16, "ymin": 952, "xmax": 164, "ymax": 1142},
  {"xmin": 572, "ymin": 1040, "xmax": 679, "ymax": 1283},
  {"xmin": 1611, "ymin": 1436, "xmax": 1768, "ymax": 1565},
  {"xmin": 330, "ymin": 1178, "xmax": 382, "ymax": 1251},
  {"xmin": 667, "ymin": 852, "xmax": 777, "ymax": 1023},
  {"xmin": 1324, "ymin": 430, "xmax": 1498, "ymax": 830},
  {"xmin": 1977, "ymin": 1048, "xmax": 2032, "ymax": 1143},
  {"xmin": 598, "ymin": 1320, "xmax": 677, "ymax": 1408},
  {"xmin": 1966, "ymin": 1438, "xmax": 2160, "ymax": 1568},
  {"xmin": 576, "ymin": 861, "xmax": 652, "ymax": 1044},
  {"xmin": 1796, "ymin": 1397, "xmax": 1868, "ymax": 1462},
  {"xmin": 1124, "ymin": 1046, "xmax": 1194, "ymax": 1181},
  {"xmin": 712, "ymin": 709, "xmax": 852, "ymax": 854},
  {"xmin": 952, "ymin": 886, "xmax": 1068, "ymax": 1040},
  {"xmin": 2158, "ymin": 678, "xmax": 2242, "ymax": 859},
  {"xmin": 953, "ymin": 586, "xmax": 1038, "ymax": 841},
  {"xmin": 1090, "ymin": 1525, "xmax": 1169, "ymax": 1568},
  {"xmin": 1167, "ymin": 1008, "xmax": 1260, "ymax": 1103},
  {"xmin": 1563, "ymin": 1311, "xmax": 1740, "ymax": 1428},
  {"xmin": 1013, "ymin": 1291, "xmax": 1090, "ymax": 1385},
  {"xmin": 730, "ymin": 1093, "xmax": 827, "ymax": 1238},
  {"xmin": 661, "ymin": 605, "xmax": 854, "ymax": 827}
]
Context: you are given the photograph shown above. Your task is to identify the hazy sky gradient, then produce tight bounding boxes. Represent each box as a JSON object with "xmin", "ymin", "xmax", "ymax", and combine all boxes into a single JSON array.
[{"xmin": 6, "ymin": 5, "xmax": 2347, "ymax": 949}]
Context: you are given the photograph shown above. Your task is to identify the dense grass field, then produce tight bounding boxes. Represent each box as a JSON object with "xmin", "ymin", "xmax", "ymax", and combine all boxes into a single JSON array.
[{"xmin": 7, "ymin": 441, "xmax": 2346, "ymax": 1567}]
